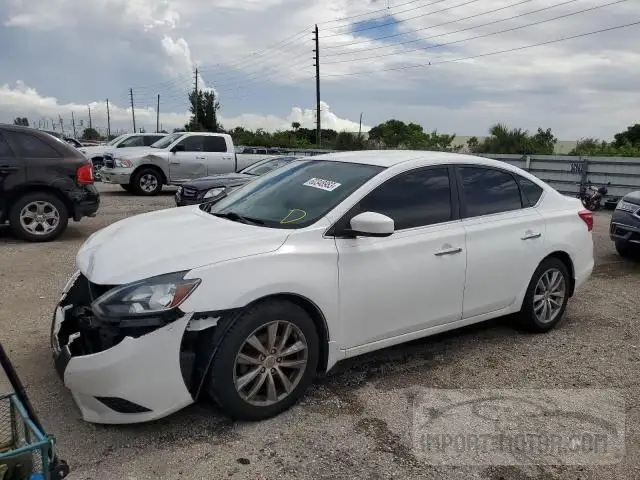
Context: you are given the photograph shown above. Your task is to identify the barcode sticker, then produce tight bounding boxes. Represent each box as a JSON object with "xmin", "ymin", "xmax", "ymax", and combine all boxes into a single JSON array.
[{"xmin": 303, "ymin": 178, "xmax": 342, "ymax": 191}]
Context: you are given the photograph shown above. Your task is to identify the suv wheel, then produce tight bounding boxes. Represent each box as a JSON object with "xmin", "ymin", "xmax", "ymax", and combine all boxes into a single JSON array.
[
  {"xmin": 206, "ymin": 300, "xmax": 319, "ymax": 421},
  {"xmin": 518, "ymin": 257, "xmax": 570, "ymax": 332},
  {"xmin": 133, "ymin": 168, "xmax": 163, "ymax": 196},
  {"xmin": 615, "ymin": 240, "xmax": 639, "ymax": 260},
  {"xmin": 9, "ymin": 192, "xmax": 69, "ymax": 242}
]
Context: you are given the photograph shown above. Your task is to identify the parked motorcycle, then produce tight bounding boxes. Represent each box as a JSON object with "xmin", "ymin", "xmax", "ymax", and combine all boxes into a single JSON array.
[{"xmin": 577, "ymin": 180, "xmax": 610, "ymax": 211}]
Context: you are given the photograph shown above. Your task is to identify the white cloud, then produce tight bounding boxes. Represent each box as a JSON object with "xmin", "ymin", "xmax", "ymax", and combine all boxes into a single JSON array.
[{"xmin": 0, "ymin": 82, "xmax": 366, "ymax": 135}]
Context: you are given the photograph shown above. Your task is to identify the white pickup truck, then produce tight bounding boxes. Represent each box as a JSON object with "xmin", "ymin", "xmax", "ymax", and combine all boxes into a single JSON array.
[{"xmin": 99, "ymin": 132, "xmax": 275, "ymax": 195}]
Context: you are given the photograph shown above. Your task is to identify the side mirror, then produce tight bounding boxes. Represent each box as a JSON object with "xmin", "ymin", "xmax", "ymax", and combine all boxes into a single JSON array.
[
  {"xmin": 171, "ymin": 144, "xmax": 185, "ymax": 153},
  {"xmin": 346, "ymin": 212, "xmax": 394, "ymax": 238}
]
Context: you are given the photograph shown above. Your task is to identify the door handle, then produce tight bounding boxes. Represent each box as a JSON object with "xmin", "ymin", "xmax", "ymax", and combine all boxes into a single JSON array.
[
  {"xmin": 195, "ymin": 156, "xmax": 206, "ymax": 160},
  {"xmin": 521, "ymin": 232, "xmax": 542, "ymax": 240},
  {"xmin": 0, "ymin": 165, "xmax": 18, "ymax": 173},
  {"xmin": 222, "ymin": 156, "xmax": 232, "ymax": 160},
  {"xmin": 434, "ymin": 247, "xmax": 463, "ymax": 256},
  {"xmin": 170, "ymin": 162, "xmax": 180, "ymax": 165}
]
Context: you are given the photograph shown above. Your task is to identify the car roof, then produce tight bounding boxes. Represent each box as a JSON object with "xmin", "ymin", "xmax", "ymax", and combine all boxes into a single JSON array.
[{"xmin": 309, "ymin": 150, "xmax": 510, "ymax": 168}]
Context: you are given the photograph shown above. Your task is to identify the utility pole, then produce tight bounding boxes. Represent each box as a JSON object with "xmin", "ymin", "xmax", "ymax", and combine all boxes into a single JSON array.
[
  {"xmin": 50, "ymin": 118, "xmax": 56, "ymax": 131},
  {"xmin": 358, "ymin": 112, "xmax": 363, "ymax": 138},
  {"xmin": 71, "ymin": 112, "xmax": 77, "ymax": 138},
  {"xmin": 88, "ymin": 105, "xmax": 92, "ymax": 129},
  {"xmin": 129, "ymin": 88, "xmax": 136, "ymax": 132},
  {"xmin": 194, "ymin": 68, "xmax": 199, "ymax": 129},
  {"xmin": 156, "ymin": 94, "xmax": 160, "ymax": 132},
  {"xmin": 106, "ymin": 99, "xmax": 111, "ymax": 139},
  {"xmin": 313, "ymin": 25, "xmax": 321, "ymax": 147}
]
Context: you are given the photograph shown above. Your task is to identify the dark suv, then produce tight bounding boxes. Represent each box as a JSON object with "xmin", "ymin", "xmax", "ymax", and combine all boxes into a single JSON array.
[
  {"xmin": 0, "ymin": 124, "xmax": 100, "ymax": 242},
  {"xmin": 610, "ymin": 191, "xmax": 640, "ymax": 258}
]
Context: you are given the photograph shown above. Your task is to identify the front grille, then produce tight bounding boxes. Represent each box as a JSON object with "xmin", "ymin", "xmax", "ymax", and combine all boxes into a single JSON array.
[
  {"xmin": 103, "ymin": 154, "xmax": 114, "ymax": 169},
  {"xmin": 181, "ymin": 186, "xmax": 199, "ymax": 199}
]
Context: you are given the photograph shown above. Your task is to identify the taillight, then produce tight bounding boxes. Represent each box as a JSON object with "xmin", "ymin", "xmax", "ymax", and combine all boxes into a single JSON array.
[
  {"xmin": 578, "ymin": 210, "xmax": 593, "ymax": 232},
  {"xmin": 76, "ymin": 162, "xmax": 94, "ymax": 184}
]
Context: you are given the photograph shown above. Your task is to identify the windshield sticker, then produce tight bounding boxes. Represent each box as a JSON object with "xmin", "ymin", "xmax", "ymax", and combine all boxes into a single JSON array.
[
  {"xmin": 303, "ymin": 178, "xmax": 342, "ymax": 192},
  {"xmin": 280, "ymin": 209, "xmax": 307, "ymax": 224}
]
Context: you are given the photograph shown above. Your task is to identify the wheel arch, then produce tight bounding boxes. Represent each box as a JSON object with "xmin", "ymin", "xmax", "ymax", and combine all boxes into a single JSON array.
[
  {"xmin": 244, "ymin": 293, "xmax": 331, "ymax": 374},
  {"xmin": 541, "ymin": 251, "xmax": 576, "ymax": 297},
  {"xmin": 132, "ymin": 163, "xmax": 167, "ymax": 185}
]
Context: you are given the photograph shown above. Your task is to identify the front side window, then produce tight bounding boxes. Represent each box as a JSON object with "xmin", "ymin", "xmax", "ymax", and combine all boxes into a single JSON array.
[
  {"xmin": 353, "ymin": 167, "xmax": 452, "ymax": 230},
  {"xmin": 143, "ymin": 135, "xmax": 165, "ymax": 146},
  {"xmin": 205, "ymin": 160, "xmax": 384, "ymax": 229},
  {"xmin": 459, "ymin": 167, "xmax": 522, "ymax": 218},
  {"xmin": 118, "ymin": 136, "xmax": 145, "ymax": 148},
  {"xmin": 7, "ymin": 132, "xmax": 62, "ymax": 158},
  {"xmin": 151, "ymin": 133, "xmax": 183, "ymax": 149},
  {"xmin": 177, "ymin": 136, "xmax": 204, "ymax": 152}
]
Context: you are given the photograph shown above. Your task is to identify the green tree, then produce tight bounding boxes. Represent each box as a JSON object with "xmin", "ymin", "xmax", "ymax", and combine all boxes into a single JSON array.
[
  {"xmin": 335, "ymin": 131, "xmax": 366, "ymax": 151},
  {"xmin": 613, "ymin": 124, "xmax": 640, "ymax": 147},
  {"xmin": 471, "ymin": 123, "xmax": 556, "ymax": 155},
  {"xmin": 13, "ymin": 117, "xmax": 29, "ymax": 126},
  {"xmin": 367, "ymin": 119, "xmax": 457, "ymax": 151},
  {"xmin": 291, "ymin": 122, "xmax": 301, "ymax": 131},
  {"xmin": 81, "ymin": 127, "xmax": 100, "ymax": 140},
  {"xmin": 186, "ymin": 89, "xmax": 220, "ymax": 132}
]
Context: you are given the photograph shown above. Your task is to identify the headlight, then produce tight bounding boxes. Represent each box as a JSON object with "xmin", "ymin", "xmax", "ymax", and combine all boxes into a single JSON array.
[
  {"xmin": 92, "ymin": 271, "xmax": 200, "ymax": 317},
  {"xmin": 616, "ymin": 200, "xmax": 639, "ymax": 213},
  {"xmin": 114, "ymin": 158, "xmax": 133, "ymax": 168},
  {"xmin": 203, "ymin": 187, "xmax": 225, "ymax": 199}
]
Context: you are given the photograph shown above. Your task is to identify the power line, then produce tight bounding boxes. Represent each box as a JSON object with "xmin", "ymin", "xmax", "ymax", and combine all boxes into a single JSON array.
[
  {"xmin": 323, "ymin": 0, "xmax": 623, "ymax": 65},
  {"xmin": 323, "ymin": 0, "xmax": 539, "ymax": 56},
  {"xmin": 323, "ymin": 19, "xmax": 640, "ymax": 77},
  {"xmin": 320, "ymin": 0, "xmax": 483, "ymax": 39},
  {"xmin": 318, "ymin": 0, "xmax": 424, "ymax": 25}
]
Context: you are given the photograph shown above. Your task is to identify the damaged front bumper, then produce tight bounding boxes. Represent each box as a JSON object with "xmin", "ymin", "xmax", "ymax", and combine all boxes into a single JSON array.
[{"xmin": 50, "ymin": 271, "xmax": 217, "ymax": 424}]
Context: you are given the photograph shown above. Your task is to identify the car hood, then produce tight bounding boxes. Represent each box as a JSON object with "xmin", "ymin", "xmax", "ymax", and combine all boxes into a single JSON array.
[
  {"xmin": 623, "ymin": 190, "xmax": 640, "ymax": 205},
  {"xmin": 76, "ymin": 207, "xmax": 290, "ymax": 285},
  {"xmin": 78, "ymin": 145, "xmax": 108, "ymax": 157},
  {"xmin": 183, "ymin": 173, "xmax": 254, "ymax": 190}
]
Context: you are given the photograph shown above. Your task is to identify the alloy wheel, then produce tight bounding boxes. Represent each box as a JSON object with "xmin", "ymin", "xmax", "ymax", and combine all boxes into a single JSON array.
[
  {"xmin": 233, "ymin": 320, "xmax": 308, "ymax": 407},
  {"xmin": 533, "ymin": 268, "xmax": 566, "ymax": 324},
  {"xmin": 140, "ymin": 173, "xmax": 159, "ymax": 193},
  {"xmin": 19, "ymin": 201, "xmax": 60, "ymax": 236}
]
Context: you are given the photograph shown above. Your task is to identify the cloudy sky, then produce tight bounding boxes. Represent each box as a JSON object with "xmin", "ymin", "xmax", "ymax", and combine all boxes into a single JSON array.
[{"xmin": 1, "ymin": 0, "xmax": 639, "ymax": 140}]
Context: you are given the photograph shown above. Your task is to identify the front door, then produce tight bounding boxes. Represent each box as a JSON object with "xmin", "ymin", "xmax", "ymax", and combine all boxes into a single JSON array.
[
  {"xmin": 0, "ymin": 131, "xmax": 26, "ymax": 217},
  {"xmin": 168, "ymin": 135, "xmax": 208, "ymax": 182},
  {"xmin": 335, "ymin": 166, "xmax": 467, "ymax": 350}
]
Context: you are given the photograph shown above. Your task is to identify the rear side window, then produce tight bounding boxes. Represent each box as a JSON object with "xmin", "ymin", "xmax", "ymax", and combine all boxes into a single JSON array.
[
  {"xmin": 0, "ymin": 133, "xmax": 14, "ymax": 157},
  {"xmin": 177, "ymin": 136, "xmax": 204, "ymax": 152},
  {"xmin": 118, "ymin": 136, "xmax": 145, "ymax": 148},
  {"xmin": 7, "ymin": 131, "xmax": 62, "ymax": 158},
  {"xmin": 459, "ymin": 167, "xmax": 522, "ymax": 218},
  {"xmin": 355, "ymin": 167, "xmax": 452, "ymax": 230},
  {"xmin": 516, "ymin": 175, "xmax": 544, "ymax": 207},
  {"xmin": 203, "ymin": 136, "xmax": 228, "ymax": 152}
]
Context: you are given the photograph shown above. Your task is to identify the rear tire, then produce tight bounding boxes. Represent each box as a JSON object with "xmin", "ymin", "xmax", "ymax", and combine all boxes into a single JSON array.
[
  {"xmin": 518, "ymin": 257, "xmax": 570, "ymax": 333},
  {"xmin": 9, "ymin": 192, "xmax": 69, "ymax": 242},
  {"xmin": 206, "ymin": 300, "xmax": 319, "ymax": 421},
  {"xmin": 132, "ymin": 167, "xmax": 163, "ymax": 196}
]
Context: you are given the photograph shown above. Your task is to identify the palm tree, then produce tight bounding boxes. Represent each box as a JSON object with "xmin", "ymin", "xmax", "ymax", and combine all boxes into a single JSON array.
[{"xmin": 291, "ymin": 122, "xmax": 301, "ymax": 132}]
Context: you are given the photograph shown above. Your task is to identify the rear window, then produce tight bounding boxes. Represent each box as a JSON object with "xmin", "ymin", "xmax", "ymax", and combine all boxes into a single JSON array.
[
  {"xmin": 7, "ymin": 131, "xmax": 63, "ymax": 158},
  {"xmin": 204, "ymin": 136, "xmax": 228, "ymax": 152}
]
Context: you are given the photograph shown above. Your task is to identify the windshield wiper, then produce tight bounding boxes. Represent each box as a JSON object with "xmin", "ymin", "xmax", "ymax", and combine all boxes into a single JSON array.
[{"xmin": 212, "ymin": 211, "xmax": 264, "ymax": 225}]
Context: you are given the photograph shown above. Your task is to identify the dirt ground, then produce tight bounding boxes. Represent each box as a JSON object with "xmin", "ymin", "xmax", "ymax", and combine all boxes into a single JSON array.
[{"xmin": 1, "ymin": 184, "xmax": 638, "ymax": 479}]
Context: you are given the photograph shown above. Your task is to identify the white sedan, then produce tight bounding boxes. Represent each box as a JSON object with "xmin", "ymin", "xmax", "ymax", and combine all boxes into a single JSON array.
[{"xmin": 51, "ymin": 151, "xmax": 594, "ymax": 424}]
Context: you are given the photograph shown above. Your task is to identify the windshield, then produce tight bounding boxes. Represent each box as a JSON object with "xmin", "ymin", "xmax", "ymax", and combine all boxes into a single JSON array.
[
  {"xmin": 240, "ymin": 156, "xmax": 296, "ymax": 176},
  {"xmin": 151, "ymin": 133, "xmax": 183, "ymax": 148},
  {"xmin": 204, "ymin": 159, "xmax": 384, "ymax": 229},
  {"xmin": 107, "ymin": 134, "xmax": 126, "ymax": 146}
]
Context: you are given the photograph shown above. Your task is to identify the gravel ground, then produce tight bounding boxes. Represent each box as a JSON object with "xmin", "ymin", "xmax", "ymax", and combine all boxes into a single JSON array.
[{"xmin": 0, "ymin": 183, "xmax": 638, "ymax": 479}]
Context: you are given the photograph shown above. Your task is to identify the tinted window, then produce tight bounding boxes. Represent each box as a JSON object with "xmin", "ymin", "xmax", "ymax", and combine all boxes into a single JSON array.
[
  {"xmin": 516, "ymin": 175, "xmax": 544, "ymax": 207},
  {"xmin": 143, "ymin": 135, "xmax": 165, "ymax": 146},
  {"xmin": 203, "ymin": 136, "xmax": 228, "ymax": 152},
  {"xmin": 459, "ymin": 167, "xmax": 522, "ymax": 217},
  {"xmin": 0, "ymin": 134, "xmax": 14, "ymax": 157},
  {"xmin": 118, "ymin": 136, "xmax": 145, "ymax": 148},
  {"xmin": 355, "ymin": 167, "xmax": 452, "ymax": 230},
  {"xmin": 177, "ymin": 136, "xmax": 204, "ymax": 152},
  {"xmin": 8, "ymin": 132, "xmax": 62, "ymax": 158}
]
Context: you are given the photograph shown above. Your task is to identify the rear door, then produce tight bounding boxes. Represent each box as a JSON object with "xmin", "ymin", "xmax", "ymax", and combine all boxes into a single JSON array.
[
  {"xmin": 0, "ymin": 130, "xmax": 26, "ymax": 217},
  {"xmin": 168, "ymin": 135, "xmax": 207, "ymax": 182},
  {"xmin": 457, "ymin": 165, "xmax": 547, "ymax": 318},
  {"xmin": 203, "ymin": 136, "xmax": 235, "ymax": 175}
]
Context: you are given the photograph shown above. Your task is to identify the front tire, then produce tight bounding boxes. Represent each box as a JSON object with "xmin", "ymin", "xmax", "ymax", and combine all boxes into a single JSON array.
[
  {"xmin": 132, "ymin": 168, "xmax": 163, "ymax": 196},
  {"xmin": 206, "ymin": 300, "xmax": 319, "ymax": 421},
  {"xmin": 518, "ymin": 258, "xmax": 570, "ymax": 333},
  {"xmin": 9, "ymin": 192, "xmax": 69, "ymax": 242}
]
